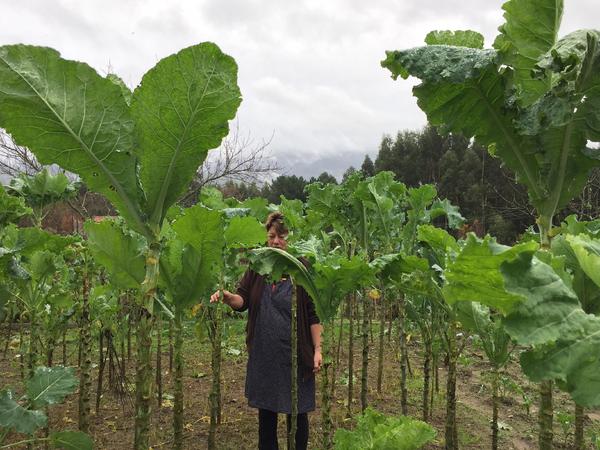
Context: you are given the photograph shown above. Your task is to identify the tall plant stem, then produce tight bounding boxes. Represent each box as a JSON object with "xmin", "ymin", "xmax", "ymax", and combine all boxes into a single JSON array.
[
  {"xmin": 288, "ymin": 283, "xmax": 298, "ymax": 450},
  {"xmin": 156, "ymin": 314, "xmax": 163, "ymax": 408},
  {"xmin": 398, "ymin": 293, "xmax": 408, "ymax": 415},
  {"xmin": 422, "ymin": 335, "xmax": 432, "ymax": 422},
  {"xmin": 537, "ymin": 216, "xmax": 554, "ymax": 450},
  {"xmin": 574, "ymin": 404, "xmax": 584, "ymax": 450},
  {"xmin": 168, "ymin": 320, "xmax": 173, "ymax": 373},
  {"xmin": 538, "ymin": 381, "xmax": 553, "ymax": 450},
  {"xmin": 376, "ymin": 292, "xmax": 385, "ymax": 394},
  {"xmin": 444, "ymin": 322, "xmax": 458, "ymax": 450},
  {"xmin": 360, "ymin": 292, "xmax": 370, "ymax": 412},
  {"xmin": 321, "ymin": 323, "xmax": 334, "ymax": 450},
  {"xmin": 134, "ymin": 242, "xmax": 160, "ymax": 450},
  {"xmin": 173, "ymin": 310, "xmax": 184, "ymax": 450},
  {"xmin": 208, "ymin": 304, "xmax": 223, "ymax": 449},
  {"xmin": 491, "ymin": 366, "xmax": 499, "ymax": 450},
  {"xmin": 346, "ymin": 292, "xmax": 355, "ymax": 418},
  {"xmin": 96, "ymin": 329, "xmax": 106, "ymax": 414},
  {"xmin": 78, "ymin": 271, "xmax": 92, "ymax": 433}
]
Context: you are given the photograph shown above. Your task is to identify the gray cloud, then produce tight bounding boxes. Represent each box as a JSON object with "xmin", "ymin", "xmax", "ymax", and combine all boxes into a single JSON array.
[{"xmin": 1, "ymin": 0, "xmax": 598, "ymax": 181}]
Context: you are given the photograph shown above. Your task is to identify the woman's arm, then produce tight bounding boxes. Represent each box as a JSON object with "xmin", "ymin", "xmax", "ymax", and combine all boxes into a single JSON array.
[{"xmin": 311, "ymin": 323, "xmax": 323, "ymax": 372}]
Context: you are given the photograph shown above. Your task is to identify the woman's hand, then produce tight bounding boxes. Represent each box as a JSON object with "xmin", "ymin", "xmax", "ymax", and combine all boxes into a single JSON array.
[
  {"xmin": 313, "ymin": 348, "xmax": 323, "ymax": 373},
  {"xmin": 209, "ymin": 289, "xmax": 243, "ymax": 310}
]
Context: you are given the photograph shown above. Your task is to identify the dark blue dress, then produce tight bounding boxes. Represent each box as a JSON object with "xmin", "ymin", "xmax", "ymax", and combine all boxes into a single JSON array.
[{"xmin": 244, "ymin": 278, "xmax": 316, "ymax": 414}]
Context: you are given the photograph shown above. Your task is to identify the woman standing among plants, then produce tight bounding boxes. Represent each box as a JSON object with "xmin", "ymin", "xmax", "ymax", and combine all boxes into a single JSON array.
[{"xmin": 210, "ymin": 211, "xmax": 322, "ymax": 450}]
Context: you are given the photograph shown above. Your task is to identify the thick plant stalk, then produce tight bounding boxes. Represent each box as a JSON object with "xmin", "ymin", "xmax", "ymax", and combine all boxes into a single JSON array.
[
  {"xmin": 538, "ymin": 381, "xmax": 553, "ymax": 450},
  {"xmin": 156, "ymin": 314, "xmax": 163, "ymax": 408},
  {"xmin": 491, "ymin": 367, "xmax": 499, "ymax": 450},
  {"xmin": 61, "ymin": 329, "xmax": 67, "ymax": 366},
  {"xmin": 168, "ymin": 320, "xmax": 173, "ymax": 373},
  {"xmin": 288, "ymin": 283, "xmax": 299, "ymax": 450},
  {"xmin": 173, "ymin": 310, "xmax": 184, "ymax": 450},
  {"xmin": 360, "ymin": 292, "xmax": 370, "ymax": 412},
  {"xmin": 28, "ymin": 311, "xmax": 38, "ymax": 379},
  {"xmin": 398, "ymin": 293, "xmax": 408, "ymax": 415},
  {"xmin": 346, "ymin": 292, "xmax": 355, "ymax": 418},
  {"xmin": 78, "ymin": 273, "xmax": 92, "ymax": 433},
  {"xmin": 208, "ymin": 304, "xmax": 223, "ymax": 449},
  {"xmin": 134, "ymin": 242, "xmax": 160, "ymax": 450},
  {"xmin": 321, "ymin": 324, "xmax": 334, "ymax": 449},
  {"xmin": 574, "ymin": 404, "xmax": 584, "ymax": 450},
  {"xmin": 444, "ymin": 323, "xmax": 458, "ymax": 450},
  {"xmin": 96, "ymin": 330, "xmax": 106, "ymax": 414},
  {"xmin": 422, "ymin": 335, "xmax": 432, "ymax": 422},
  {"xmin": 376, "ymin": 292, "xmax": 385, "ymax": 394}
]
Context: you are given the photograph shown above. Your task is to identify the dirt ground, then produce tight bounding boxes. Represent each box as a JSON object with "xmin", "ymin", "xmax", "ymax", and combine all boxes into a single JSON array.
[{"xmin": 1, "ymin": 318, "xmax": 599, "ymax": 449}]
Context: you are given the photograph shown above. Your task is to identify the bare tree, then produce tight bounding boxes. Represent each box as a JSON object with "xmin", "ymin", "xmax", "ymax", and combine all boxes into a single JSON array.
[
  {"xmin": 0, "ymin": 129, "xmax": 42, "ymax": 177},
  {"xmin": 179, "ymin": 122, "xmax": 279, "ymax": 206}
]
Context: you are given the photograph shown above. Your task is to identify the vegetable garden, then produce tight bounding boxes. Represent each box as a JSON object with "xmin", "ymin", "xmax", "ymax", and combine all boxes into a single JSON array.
[{"xmin": 1, "ymin": 0, "xmax": 600, "ymax": 448}]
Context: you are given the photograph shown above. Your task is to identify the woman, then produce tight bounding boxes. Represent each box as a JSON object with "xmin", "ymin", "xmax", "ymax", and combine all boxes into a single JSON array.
[{"xmin": 210, "ymin": 211, "xmax": 323, "ymax": 450}]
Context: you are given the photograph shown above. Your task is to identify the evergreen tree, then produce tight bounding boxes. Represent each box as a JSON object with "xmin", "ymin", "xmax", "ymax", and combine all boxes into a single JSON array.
[{"xmin": 360, "ymin": 155, "xmax": 375, "ymax": 177}]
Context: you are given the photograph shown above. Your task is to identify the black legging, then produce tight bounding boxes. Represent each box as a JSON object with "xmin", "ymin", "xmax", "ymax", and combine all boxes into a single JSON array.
[{"xmin": 258, "ymin": 408, "xmax": 309, "ymax": 450}]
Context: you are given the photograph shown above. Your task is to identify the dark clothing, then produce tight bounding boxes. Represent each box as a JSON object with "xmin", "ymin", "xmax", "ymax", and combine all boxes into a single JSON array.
[
  {"xmin": 258, "ymin": 409, "xmax": 308, "ymax": 450},
  {"xmin": 245, "ymin": 279, "xmax": 315, "ymax": 413},
  {"xmin": 235, "ymin": 268, "xmax": 320, "ymax": 377}
]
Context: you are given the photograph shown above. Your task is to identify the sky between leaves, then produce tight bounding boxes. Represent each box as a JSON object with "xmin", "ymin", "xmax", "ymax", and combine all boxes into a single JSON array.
[{"xmin": 1, "ymin": 0, "xmax": 598, "ymax": 180}]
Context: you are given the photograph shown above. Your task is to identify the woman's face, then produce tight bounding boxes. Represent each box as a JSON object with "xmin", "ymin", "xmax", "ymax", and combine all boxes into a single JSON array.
[{"xmin": 267, "ymin": 225, "xmax": 288, "ymax": 250}]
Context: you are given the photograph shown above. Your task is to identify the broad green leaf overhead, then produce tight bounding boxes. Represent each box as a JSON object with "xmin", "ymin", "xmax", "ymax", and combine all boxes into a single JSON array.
[
  {"xmin": 0, "ymin": 389, "xmax": 47, "ymax": 435},
  {"xmin": 224, "ymin": 216, "xmax": 265, "ymax": 249},
  {"xmin": 84, "ymin": 219, "xmax": 146, "ymax": 290},
  {"xmin": 0, "ymin": 45, "xmax": 146, "ymax": 236},
  {"xmin": 425, "ymin": 30, "xmax": 484, "ymax": 49},
  {"xmin": 49, "ymin": 430, "xmax": 94, "ymax": 450},
  {"xmin": 382, "ymin": 46, "xmax": 497, "ymax": 84},
  {"xmin": 131, "ymin": 43, "xmax": 242, "ymax": 225},
  {"xmin": 27, "ymin": 366, "xmax": 78, "ymax": 409},
  {"xmin": 493, "ymin": 0, "xmax": 563, "ymax": 105},
  {"xmin": 443, "ymin": 235, "xmax": 538, "ymax": 315},
  {"xmin": 171, "ymin": 204, "xmax": 224, "ymax": 257}
]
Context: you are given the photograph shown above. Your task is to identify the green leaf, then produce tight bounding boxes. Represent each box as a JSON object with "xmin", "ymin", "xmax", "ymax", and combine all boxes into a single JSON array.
[
  {"xmin": 500, "ymin": 251, "xmax": 600, "ymax": 407},
  {"xmin": 239, "ymin": 197, "xmax": 269, "ymax": 221},
  {"xmin": 224, "ymin": 216, "xmax": 265, "ymax": 249},
  {"xmin": 0, "ymin": 389, "xmax": 47, "ymax": 435},
  {"xmin": 428, "ymin": 198, "xmax": 464, "ymax": 229},
  {"xmin": 26, "ymin": 366, "xmax": 78, "ymax": 409},
  {"xmin": 106, "ymin": 73, "xmax": 132, "ymax": 106},
  {"xmin": 0, "ymin": 45, "xmax": 146, "ymax": 236},
  {"xmin": 493, "ymin": 0, "xmax": 563, "ymax": 105},
  {"xmin": 84, "ymin": 219, "xmax": 146, "ymax": 290},
  {"xmin": 333, "ymin": 407, "xmax": 436, "ymax": 450},
  {"xmin": 369, "ymin": 253, "xmax": 429, "ymax": 285},
  {"xmin": 417, "ymin": 224, "xmax": 459, "ymax": 255},
  {"xmin": 28, "ymin": 250, "xmax": 59, "ymax": 281},
  {"xmin": 382, "ymin": 45, "xmax": 497, "ymax": 83},
  {"xmin": 565, "ymin": 234, "xmax": 600, "ymax": 290},
  {"xmin": 313, "ymin": 255, "xmax": 374, "ymax": 323},
  {"xmin": 49, "ymin": 430, "xmax": 94, "ymax": 450},
  {"xmin": 443, "ymin": 235, "xmax": 539, "ymax": 315},
  {"xmin": 131, "ymin": 43, "xmax": 242, "ymax": 225},
  {"xmin": 251, "ymin": 247, "xmax": 319, "ymax": 309},
  {"xmin": 8, "ymin": 168, "xmax": 76, "ymax": 209},
  {"xmin": 0, "ymin": 184, "xmax": 32, "ymax": 227},
  {"xmin": 166, "ymin": 205, "xmax": 224, "ymax": 308},
  {"xmin": 425, "ymin": 30, "xmax": 484, "ymax": 49}
]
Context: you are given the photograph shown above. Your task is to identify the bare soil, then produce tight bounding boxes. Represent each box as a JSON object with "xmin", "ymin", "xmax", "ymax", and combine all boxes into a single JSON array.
[{"xmin": 1, "ymin": 319, "xmax": 599, "ymax": 449}]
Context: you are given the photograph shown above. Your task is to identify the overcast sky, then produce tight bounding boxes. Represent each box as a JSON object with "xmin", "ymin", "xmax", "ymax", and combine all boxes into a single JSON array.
[{"xmin": 2, "ymin": 0, "xmax": 599, "ymax": 180}]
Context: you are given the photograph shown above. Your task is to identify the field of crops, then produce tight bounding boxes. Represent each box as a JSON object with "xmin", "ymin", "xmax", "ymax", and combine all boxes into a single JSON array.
[{"xmin": 1, "ymin": 0, "xmax": 600, "ymax": 449}]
